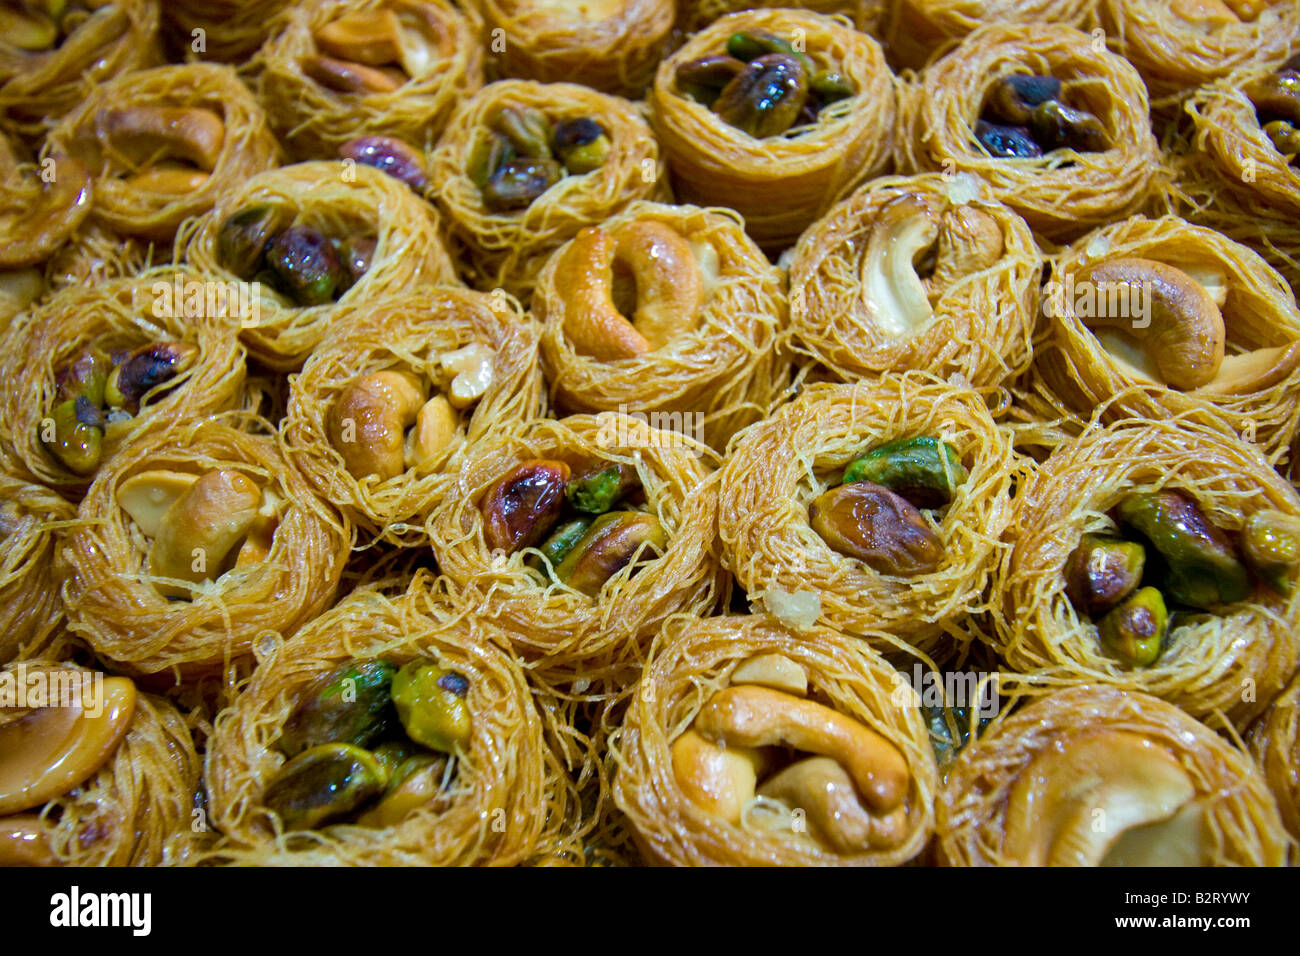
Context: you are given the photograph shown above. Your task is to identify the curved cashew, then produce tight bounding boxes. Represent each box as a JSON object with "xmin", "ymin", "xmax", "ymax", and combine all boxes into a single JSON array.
[
  {"xmin": 1075, "ymin": 257, "xmax": 1225, "ymax": 390},
  {"xmin": 315, "ymin": 10, "xmax": 403, "ymax": 66},
  {"xmin": 0, "ymin": 675, "xmax": 136, "ymax": 816},
  {"xmin": 555, "ymin": 221, "xmax": 706, "ymax": 361},
  {"xmin": 757, "ymin": 756, "xmax": 909, "ymax": 853},
  {"xmin": 0, "ymin": 153, "xmax": 92, "ymax": 269},
  {"xmin": 693, "ymin": 685, "xmax": 909, "ymax": 813},
  {"xmin": 861, "ymin": 195, "xmax": 939, "ymax": 339},
  {"xmin": 440, "ymin": 343, "xmax": 494, "ymax": 409},
  {"xmin": 148, "ymin": 468, "xmax": 263, "ymax": 595},
  {"xmin": 117, "ymin": 469, "xmax": 199, "ymax": 537},
  {"xmin": 670, "ymin": 729, "xmax": 767, "ymax": 824},
  {"xmin": 302, "ymin": 54, "xmax": 403, "ymax": 94},
  {"xmin": 1003, "ymin": 730, "xmax": 1203, "ymax": 866},
  {"xmin": 327, "ymin": 370, "xmax": 425, "ymax": 481},
  {"xmin": 730, "ymin": 653, "xmax": 808, "ymax": 696},
  {"xmin": 97, "ymin": 107, "xmax": 226, "ymax": 172},
  {"xmin": 405, "ymin": 394, "xmax": 458, "ymax": 470},
  {"xmin": 1202, "ymin": 341, "xmax": 1300, "ymax": 395},
  {"xmin": 125, "ymin": 166, "xmax": 210, "ymax": 194}
]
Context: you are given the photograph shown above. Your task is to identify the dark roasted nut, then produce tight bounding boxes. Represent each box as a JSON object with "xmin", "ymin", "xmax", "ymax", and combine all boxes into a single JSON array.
[
  {"xmin": 1097, "ymin": 586, "xmax": 1167, "ymax": 668},
  {"xmin": 1117, "ymin": 491, "xmax": 1251, "ymax": 609},
  {"xmin": 96, "ymin": 106, "xmax": 226, "ymax": 170},
  {"xmin": 490, "ymin": 105, "xmax": 552, "ymax": 159},
  {"xmin": 1244, "ymin": 72, "xmax": 1300, "ymax": 126},
  {"xmin": 974, "ymin": 120, "xmax": 1043, "ymax": 158},
  {"xmin": 550, "ymin": 118, "xmax": 611, "ymax": 175},
  {"xmin": 43, "ymin": 397, "xmax": 103, "ymax": 475},
  {"xmin": 809, "ymin": 70, "xmax": 854, "ymax": 104},
  {"xmin": 336, "ymin": 236, "xmax": 377, "ymax": 289},
  {"xmin": 216, "ymin": 204, "xmax": 291, "ymax": 280},
  {"xmin": 713, "ymin": 53, "xmax": 808, "ymax": 139},
  {"xmin": 467, "ymin": 131, "xmax": 514, "ymax": 189},
  {"xmin": 985, "ymin": 74, "xmax": 1062, "ymax": 125},
  {"xmin": 104, "ymin": 342, "xmax": 197, "ymax": 413},
  {"xmin": 480, "ymin": 458, "xmax": 571, "ymax": 553},
  {"xmin": 554, "ymin": 511, "xmax": 667, "ymax": 596},
  {"xmin": 1264, "ymin": 120, "xmax": 1300, "ymax": 160},
  {"xmin": 266, "ymin": 224, "xmax": 346, "ymax": 305},
  {"xmin": 55, "ymin": 348, "xmax": 108, "ymax": 406},
  {"xmin": 338, "ymin": 136, "xmax": 429, "ymax": 191},
  {"xmin": 276, "ymin": 660, "xmax": 398, "ymax": 757},
  {"xmin": 481, "ymin": 158, "xmax": 563, "ymax": 211},
  {"xmin": 1240, "ymin": 510, "xmax": 1300, "ymax": 596},
  {"xmin": 1064, "ymin": 533, "xmax": 1146, "ymax": 617},
  {"xmin": 808, "ymin": 480, "xmax": 944, "ymax": 576},
  {"xmin": 390, "ymin": 660, "xmax": 472, "ymax": 754},
  {"xmin": 263, "ymin": 743, "xmax": 388, "ymax": 830},
  {"xmin": 676, "ymin": 55, "xmax": 745, "ymax": 106},
  {"xmin": 842, "ymin": 436, "xmax": 968, "ymax": 509},
  {"xmin": 1030, "ymin": 100, "xmax": 1110, "ymax": 153},
  {"xmin": 313, "ymin": 9, "xmax": 403, "ymax": 65},
  {"xmin": 536, "ymin": 517, "xmax": 593, "ymax": 569},
  {"xmin": 302, "ymin": 54, "xmax": 403, "ymax": 94}
]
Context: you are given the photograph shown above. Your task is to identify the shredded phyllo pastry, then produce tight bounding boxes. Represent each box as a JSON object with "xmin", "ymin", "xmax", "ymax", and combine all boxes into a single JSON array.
[{"xmin": 3, "ymin": 0, "xmax": 1299, "ymax": 870}]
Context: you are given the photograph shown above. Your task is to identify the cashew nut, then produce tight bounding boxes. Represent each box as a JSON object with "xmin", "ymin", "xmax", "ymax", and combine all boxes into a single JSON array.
[
  {"xmin": 554, "ymin": 221, "xmax": 706, "ymax": 361},
  {"xmin": 125, "ymin": 165, "xmax": 210, "ymax": 194},
  {"xmin": 860, "ymin": 195, "xmax": 940, "ymax": 338},
  {"xmin": 1201, "ymin": 342, "xmax": 1300, "ymax": 395},
  {"xmin": 147, "ymin": 468, "xmax": 263, "ymax": 595},
  {"xmin": 693, "ymin": 685, "xmax": 909, "ymax": 813},
  {"xmin": 302, "ymin": 54, "xmax": 403, "ymax": 94},
  {"xmin": 235, "ymin": 489, "xmax": 284, "ymax": 567},
  {"xmin": 1075, "ymin": 256, "xmax": 1225, "ymax": 390},
  {"xmin": 730, "ymin": 653, "xmax": 808, "ymax": 696},
  {"xmin": 405, "ymin": 394, "xmax": 458, "ymax": 470},
  {"xmin": 757, "ymin": 756, "xmax": 909, "ymax": 853},
  {"xmin": 314, "ymin": 10, "xmax": 403, "ymax": 66},
  {"xmin": 0, "ymin": 153, "xmax": 92, "ymax": 269},
  {"xmin": 327, "ymin": 370, "xmax": 425, "ymax": 481},
  {"xmin": 0, "ymin": 675, "xmax": 136, "ymax": 816},
  {"xmin": 117, "ymin": 469, "xmax": 199, "ymax": 537},
  {"xmin": 97, "ymin": 106, "xmax": 226, "ymax": 171},
  {"xmin": 860, "ymin": 194, "xmax": 1002, "ymax": 340},
  {"xmin": 1003, "ymin": 730, "xmax": 1203, "ymax": 866},
  {"xmin": 439, "ymin": 343, "xmax": 494, "ymax": 409},
  {"xmin": 670, "ymin": 729, "xmax": 768, "ymax": 824}
]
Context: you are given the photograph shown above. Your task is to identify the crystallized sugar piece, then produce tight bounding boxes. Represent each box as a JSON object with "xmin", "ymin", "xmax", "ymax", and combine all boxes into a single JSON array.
[
  {"xmin": 761, "ymin": 588, "xmax": 821, "ymax": 630},
  {"xmin": 943, "ymin": 172, "xmax": 981, "ymax": 206}
]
